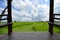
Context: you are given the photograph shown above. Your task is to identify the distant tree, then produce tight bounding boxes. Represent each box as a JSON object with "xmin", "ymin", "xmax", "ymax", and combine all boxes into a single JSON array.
[{"xmin": 14, "ymin": 21, "xmax": 17, "ymax": 22}]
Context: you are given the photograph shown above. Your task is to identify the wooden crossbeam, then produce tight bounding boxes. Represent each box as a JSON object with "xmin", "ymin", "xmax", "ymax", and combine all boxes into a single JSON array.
[
  {"xmin": 54, "ymin": 18, "xmax": 60, "ymax": 20},
  {"xmin": 0, "ymin": 22, "xmax": 12, "ymax": 28},
  {"xmin": 0, "ymin": 14, "xmax": 8, "ymax": 16},
  {"xmin": 48, "ymin": 22, "xmax": 60, "ymax": 27},
  {"xmin": 0, "ymin": 18, "xmax": 7, "ymax": 20},
  {"xmin": 53, "ymin": 14, "xmax": 60, "ymax": 15}
]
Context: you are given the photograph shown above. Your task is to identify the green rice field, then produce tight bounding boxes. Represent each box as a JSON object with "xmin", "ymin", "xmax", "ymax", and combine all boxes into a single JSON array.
[{"xmin": 0, "ymin": 22, "xmax": 60, "ymax": 34}]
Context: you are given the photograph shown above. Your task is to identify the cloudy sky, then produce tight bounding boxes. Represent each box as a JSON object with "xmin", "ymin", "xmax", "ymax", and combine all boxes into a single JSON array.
[{"xmin": 0, "ymin": 0, "xmax": 60, "ymax": 21}]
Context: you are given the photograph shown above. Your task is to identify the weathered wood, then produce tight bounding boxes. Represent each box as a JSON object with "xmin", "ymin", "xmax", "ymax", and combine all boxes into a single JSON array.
[
  {"xmin": 0, "ymin": 7, "xmax": 7, "ymax": 19},
  {"xmin": 48, "ymin": 22, "xmax": 60, "ymax": 27},
  {"xmin": 53, "ymin": 14, "xmax": 60, "ymax": 15},
  {"xmin": 49, "ymin": 0, "xmax": 54, "ymax": 35},
  {"xmin": 0, "ymin": 14, "xmax": 8, "ymax": 16},
  {"xmin": 0, "ymin": 18, "xmax": 7, "ymax": 20},
  {"xmin": 54, "ymin": 18, "xmax": 60, "ymax": 20},
  {"xmin": 0, "ymin": 7, "xmax": 7, "ymax": 22},
  {"xmin": 7, "ymin": 0, "xmax": 12, "ymax": 35},
  {"xmin": 0, "ymin": 22, "xmax": 12, "ymax": 28}
]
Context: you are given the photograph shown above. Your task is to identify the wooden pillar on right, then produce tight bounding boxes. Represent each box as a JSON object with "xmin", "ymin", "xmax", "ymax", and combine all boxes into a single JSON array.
[{"xmin": 49, "ymin": 0, "xmax": 54, "ymax": 35}]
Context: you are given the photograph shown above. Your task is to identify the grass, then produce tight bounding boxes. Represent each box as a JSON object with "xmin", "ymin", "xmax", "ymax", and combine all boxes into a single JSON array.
[{"xmin": 0, "ymin": 21, "xmax": 60, "ymax": 34}]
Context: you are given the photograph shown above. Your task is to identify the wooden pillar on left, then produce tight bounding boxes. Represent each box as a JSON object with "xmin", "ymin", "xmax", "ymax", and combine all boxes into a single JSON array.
[{"xmin": 7, "ymin": 0, "xmax": 12, "ymax": 35}]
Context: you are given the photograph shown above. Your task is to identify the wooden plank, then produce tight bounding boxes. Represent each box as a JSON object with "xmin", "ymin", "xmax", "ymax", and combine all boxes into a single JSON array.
[
  {"xmin": 0, "ymin": 18, "xmax": 7, "ymax": 20},
  {"xmin": 0, "ymin": 14, "xmax": 8, "ymax": 16},
  {"xmin": 0, "ymin": 22, "xmax": 12, "ymax": 28},
  {"xmin": 48, "ymin": 22, "xmax": 60, "ymax": 27},
  {"xmin": 53, "ymin": 14, "xmax": 60, "ymax": 15},
  {"xmin": 54, "ymin": 18, "xmax": 60, "ymax": 20}
]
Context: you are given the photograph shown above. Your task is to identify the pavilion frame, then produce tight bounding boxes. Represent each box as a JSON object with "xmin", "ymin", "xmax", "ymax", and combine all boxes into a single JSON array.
[
  {"xmin": 7, "ymin": 0, "xmax": 54, "ymax": 35},
  {"xmin": 0, "ymin": 0, "xmax": 57, "ymax": 35},
  {"xmin": 0, "ymin": 0, "xmax": 12, "ymax": 35}
]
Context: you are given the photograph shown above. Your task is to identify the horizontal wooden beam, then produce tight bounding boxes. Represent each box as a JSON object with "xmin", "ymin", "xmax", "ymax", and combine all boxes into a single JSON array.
[
  {"xmin": 0, "ymin": 14, "xmax": 8, "ymax": 16},
  {"xmin": 53, "ymin": 14, "xmax": 60, "ymax": 15},
  {"xmin": 0, "ymin": 18, "xmax": 7, "ymax": 20},
  {"xmin": 0, "ymin": 22, "xmax": 12, "ymax": 28},
  {"xmin": 48, "ymin": 22, "xmax": 60, "ymax": 27},
  {"xmin": 54, "ymin": 18, "xmax": 60, "ymax": 20}
]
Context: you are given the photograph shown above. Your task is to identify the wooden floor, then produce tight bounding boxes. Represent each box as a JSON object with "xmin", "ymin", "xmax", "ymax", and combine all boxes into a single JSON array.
[{"xmin": 0, "ymin": 32, "xmax": 60, "ymax": 40}]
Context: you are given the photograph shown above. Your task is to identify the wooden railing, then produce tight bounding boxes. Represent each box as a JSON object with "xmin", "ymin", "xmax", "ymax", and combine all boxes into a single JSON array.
[
  {"xmin": 49, "ymin": 13, "xmax": 60, "ymax": 35},
  {"xmin": 53, "ymin": 14, "xmax": 60, "ymax": 15},
  {"xmin": 0, "ymin": 7, "xmax": 7, "ymax": 19},
  {"xmin": 0, "ymin": 0, "xmax": 12, "ymax": 35},
  {"xmin": 53, "ymin": 14, "xmax": 60, "ymax": 20},
  {"xmin": 0, "ymin": 7, "xmax": 8, "ymax": 22},
  {"xmin": 0, "ymin": 22, "xmax": 12, "ymax": 28}
]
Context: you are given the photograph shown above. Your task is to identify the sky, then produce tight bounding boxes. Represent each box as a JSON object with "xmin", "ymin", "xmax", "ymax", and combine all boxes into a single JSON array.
[{"xmin": 0, "ymin": 0, "xmax": 60, "ymax": 22}]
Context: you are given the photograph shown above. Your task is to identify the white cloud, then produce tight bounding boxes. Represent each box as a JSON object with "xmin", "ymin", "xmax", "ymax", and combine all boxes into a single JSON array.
[
  {"xmin": 54, "ymin": 0, "xmax": 60, "ymax": 13},
  {"xmin": 12, "ymin": 7, "xmax": 32, "ymax": 21},
  {"xmin": 11, "ymin": 0, "xmax": 50, "ymax": 21},
  {"xmin": 54, "ymin": 0, "xmax": 60, "ymax": 6},
  {"xmin": 2, "ymin": 0, "xmax": 60, "ymax": 21},
  {"xmin": 19, "ymin": 11, "xmax": 32, "ymax": 17},
  {"xmin": 44, "ymin": 0, "xmax": 48, "ymax": 2},
  {"xmin": 22, "ymin": 17, "xmax": 32, "ymax": 21},
  {"xmin": 38, "ymin": 4, "xmax": 49, "ymax": 21}
]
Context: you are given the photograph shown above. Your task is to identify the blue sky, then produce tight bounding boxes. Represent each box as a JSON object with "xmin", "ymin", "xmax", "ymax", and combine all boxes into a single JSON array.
[{"xmin": 0, "ymin": 0, "xmax": 60, "ymax": 21}]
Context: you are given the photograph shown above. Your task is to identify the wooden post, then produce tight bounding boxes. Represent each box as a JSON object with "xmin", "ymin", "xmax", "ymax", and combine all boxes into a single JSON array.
[
  {"xmin": 7, "ymin": 0, "xmax": 12, "ymax": 35},
  {"xmin": 49, "ymin": 0, "xmax": 54, "ymax": 35}
]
